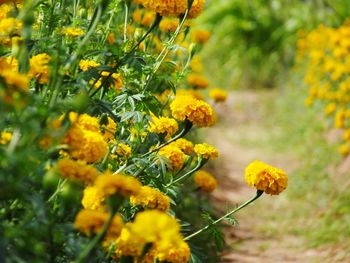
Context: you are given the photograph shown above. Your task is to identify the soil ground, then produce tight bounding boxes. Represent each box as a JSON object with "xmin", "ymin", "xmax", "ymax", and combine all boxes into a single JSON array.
[{"xmin": 205, "ymin": 91, "xmax": 343, "ymax": 263}]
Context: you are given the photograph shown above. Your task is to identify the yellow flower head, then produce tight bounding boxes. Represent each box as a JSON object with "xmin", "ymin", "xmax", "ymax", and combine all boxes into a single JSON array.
[
  {"xmin": 159, "ymin": 18, "xmax": 179, "ymax": 32},
  {"xmin": 139, "ymin": 0, "xmax": 204, "ymax": 18},
  {"xmin": 188, "ymin": 0, "xmax": 205, "ymax": 19},
  {"xmin": 194, "ymin": 143, "xmax": 218, "ymax": 160},
  {"xmin": 191, "ymin": 28, "xmax": 211, "ymax": 44},
  {"xmin": 159, "ymin": 143, "xmax": 187, "ymax": 170},
  {"xmin": 209, "ymin": 88, "xmax": 228, "ymax": 103},
  {"xmin": 82, "ymin": 186, "xmax": 106, "ymax": 211},
  {"xmin": 339, "ymin": 143, "xmax": 350, "ymax": 156},
  {"xmin": 56, "ymin": 158, "xmax": 99, "ymax": 184},
  {"xmin": 0, "ymin": 18, "xmax": 22, "ymax": 45},
  {"xmin": 79, "ymin": 59, "xmax": 101, "ymax": 71},
  {"xmin": 54, "ymin": 112, "xmax": 108, "ymax": 163},
  {"xmin": 324, "ymin": 102, "xmax": 337, "ymax": 116},
  {"xmin": 0, "ymin": 131, "xmax": 12, "ymax": 145},
  {"xmin": 94, "ymin": 171, "xmax": 141, "ymax": 198},
  {"xmin": 74, "ymin": 209, "xmax": 108, "ymax": 236},
  {"xmin": 101, "ymin": 117, "xmax": 117, "ymax": 141},
  {"xmin": 170, "ymin": 95, "xmax": 216, "ymax": 127},
  {"xmin": 130, "ymin": 186, "xmax": 170, "ymax": 211},
  {"xmin": 116, "ymin": 210, "xmax": 183, "ymax": 258},
  {"xmin": 115, "ymin": 143, "xmax": 132, "ymax": 158},
  {"xmin": 189, "ymin": 55, "xmax": 203, "ymax": 73},
  {"xmin": 194, "ymin": 170, "xmax": 217, "ymax": 192},
  {"xmin": 0, "ymin": 68, "xmax": 29, "ymax": 92},
  {"xmin": 174, "ymin": 138, "xmax": 194, "ymax": 154},
  {"xmin": 61, "ymin": 27, "xmax": 85, "ymax": 37},
  {"xmin": 29, "ymin": 53, "xmax": 51, "ymax": 84},
  {"xmin": 152, "ymin": 239, "xmax": 191, "ymax": 263},
  {"xmin": 74, "ymin": 209, "xmax": 123, "ymax": 240},
  {"xmin": 187, "ymin": 73, "xmax": 209, "ymax": 89},
  {"xmin": 148, "ymin": 115, "xmax": 179, "ymax": 138},
  {"xmin": 244, "ymin": 160, "xmax": 288, "ymax": 195}
]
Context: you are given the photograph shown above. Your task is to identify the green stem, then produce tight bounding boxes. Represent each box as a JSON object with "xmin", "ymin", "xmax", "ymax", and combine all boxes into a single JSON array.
[
  {"xmin": 167, "ymin": 157, "xmax": 207, "ymax": 187},
  {"xmin": 89, "ymin": 14, "xmax": 161, "ymax": 98},
  {"xmin": 75, "ymin": 210, "xmax": 114, "ymax": 263},
  {"xmin": 47, "ymin": 179, "xmax": 68, "ymax": 202},
  {"xmin": 142, "ymin": 9, "xmax": 189, "ymax": 93},
  {"xmin": 184, "ymin": 190, "xmax": 264, "ymax": 241},
  {"xmin": 64, "ymin": 4, "xmax": 102, "ymax": 72}
]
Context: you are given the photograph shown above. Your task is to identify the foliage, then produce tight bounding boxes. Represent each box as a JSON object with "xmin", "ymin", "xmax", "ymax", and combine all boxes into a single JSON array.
[{"xmin": 199, "ymin": 0, "xmax": 349, "ymax": 89}]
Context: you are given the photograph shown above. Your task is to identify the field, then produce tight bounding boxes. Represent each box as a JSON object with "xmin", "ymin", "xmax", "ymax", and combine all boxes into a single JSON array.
[{"xmin": 1, "ymin": 0, "xmax": 350, "ymax": 262}]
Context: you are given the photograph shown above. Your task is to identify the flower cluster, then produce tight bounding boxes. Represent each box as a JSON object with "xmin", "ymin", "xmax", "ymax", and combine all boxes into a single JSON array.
[
  {"xmin": 115, "ymin": 210, "xmax": 190, "ymax": 262},
  {"xmin": 297, "ymin": 22, "xmax": 350, "ymax": 156},
  {"xmin": 0, "ymin": 0, "xmax": 283, "ymax": 262}
]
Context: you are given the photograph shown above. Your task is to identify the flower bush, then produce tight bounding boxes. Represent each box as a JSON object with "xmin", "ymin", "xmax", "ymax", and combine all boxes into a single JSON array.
[
  {"xmin": 0, "ymin": 0, "xmax": 287, "ymax": 262},
  {"xmin": 297, "ymin": 21, "xmax": 350, "ymax": 156}
]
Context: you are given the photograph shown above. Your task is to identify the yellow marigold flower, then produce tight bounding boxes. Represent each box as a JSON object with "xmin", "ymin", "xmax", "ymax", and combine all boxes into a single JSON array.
[
  {"xmin": 82, "ymin": 186, "xmax": 106, "ymax": 211},
  {"xmin": 0, "ymin": 131, "xmax": 12, "ymax": 145},
  {"xmin": 174, "ymin": 138, "xmax": 194, "ymax": 154},
  {"xmin": 140, "ymin": 0, "xmax": 187, "ymax": 17},
  {"xmin": 188, "ymin": 0, "xmax": 205, "ymax": 19},
  {"xmin": 29, "ymin": 53, "xmax": 51, "ymax": 84},
  {"xmin": 194, "ymin": 143, "xmax": 218, "ymax": 160},
  {"xmin": 70, "ymin": 129, "xmax": 108, "ymax": 163},
  {"xmin": 170, "ymin": 95, "xmax": 216, "ymax": 127},
  {"xmin": 209, "ymin": 88, "xmax": 228, "ymax": 103},
  {"xmin": 101, "ymin": 71, "xmax": 124, "ymax": 90},
  {"xmin": 244, "ymin": 160, "xmax": 288, "ymax": 195},
  {"xmin": 140, "ymin": 0, "xmax": 204, "ymax": 18},
  {"xmin": 74, "ymin": 209, "xmax": 123, "ymax": 239},
  {"xmin": 79, "ymin": 59, "xmax": 101, "ymax": 71},
  {"xmin": 94, "ymin": 171, "xmax": 141, "ymax": 198},
  {"xmin": 176, "ymin": 89, "xmax": 203, "ymax": 100},
  {"xmin": 101, "ymin": 116, "xmax": 117, "ymax": 141},
  {"xmin": 130, "ymin": 186, "xmax": 170, "ymax": 211},
  {"xmin": 339, "ymin": 143, "xmax": 350, "ymax": 156},
  {"xmin": 334, "ymin": 109, "xmax": 346, "ymax": 128},
  {"xmin": 187, "ymin": 73, "xmax": 209, "ymax": 89},
  {"xmin": 194, "ymin": 170, "xmax": 217, "ymax": 192},
  {"xmin": 115, "ymin": 143, "xmax": 132, "ymax": 158},
  {"xmin": 159, "ymin": 18, "xmax": 179, "ymax": 32},
  {"xmin": 115, "ymin": 226, "xmax": 145, "ymax": 257},
  {"xmin": 343, "ymin": 129, "xmax": 350, "ymax": 141},
  {"xmin": 148, "ymin": 115, "xmax": 179, "ymax": 138},
  {"xmin": 324, "ymin": 102, "xmax": 337, "ymax": 116},
  {"xmin": 191, "ymin": 28, "xmax": 211, "ymax": 44},
  {"xmin": 152, "ymin": 239, "xmax": 191, "ymax": 263},
  {"xmin": 55, "ymin": 112, "xmax": 108, "ymax": 163},
  {"xmin": 116, "ymin": 210, "xmax": 183, "ymax": 257},
  {"xmin": 61, "ymin": 27, "xmax": 85, "ymax": 37},
  {"xmin": 107, "ymin": 32, "xmax": 115, "ymax": 45},
  {"xmin": 0, "ymin": 69, "xmax": 29, "ymax": 92},
  {"xmin": 56, "ymin": 158, "xmax": 98, "ymax": 184},
  {"xmin": 141, "ymin": 11, "xmax": 156, "ymax": 27},
  {"xmin": 0, "ymin": 4, "xmax": 14, "ymax": 20},
  {"xmin": 189, "ymin": 55, "xmax": 203, "ymax": 73},
  {"xmin": 159, "ymin": 143, "xmax": 187, "ymax": 170},
  {"xmin": 0, "ymin": 18, "xmax": 22, "ymax": 45},
  {"xmin": 74, "ymin": 209, "xmax": 108, "ymax": 236}
]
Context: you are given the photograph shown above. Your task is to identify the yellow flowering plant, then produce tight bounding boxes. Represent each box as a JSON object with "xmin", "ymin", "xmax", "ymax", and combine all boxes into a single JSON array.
[
  {"xmin": 0, "ymin": 0, "xmax": 287, "ymax": 262},
  {"xmin": 297, "ymin": 21, "xmax": 350, "ymax": 156}
]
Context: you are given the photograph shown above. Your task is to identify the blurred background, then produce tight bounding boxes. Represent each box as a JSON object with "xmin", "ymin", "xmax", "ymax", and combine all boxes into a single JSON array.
[{"xmin": 196, "ymin": 0, "xmax": 350, "ymax": 261}]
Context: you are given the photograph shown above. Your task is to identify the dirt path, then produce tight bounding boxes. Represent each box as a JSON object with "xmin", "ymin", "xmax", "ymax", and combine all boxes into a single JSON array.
[{"xmin": 206, "ymin": 91, "xmax": 328, "ymax": 263}]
